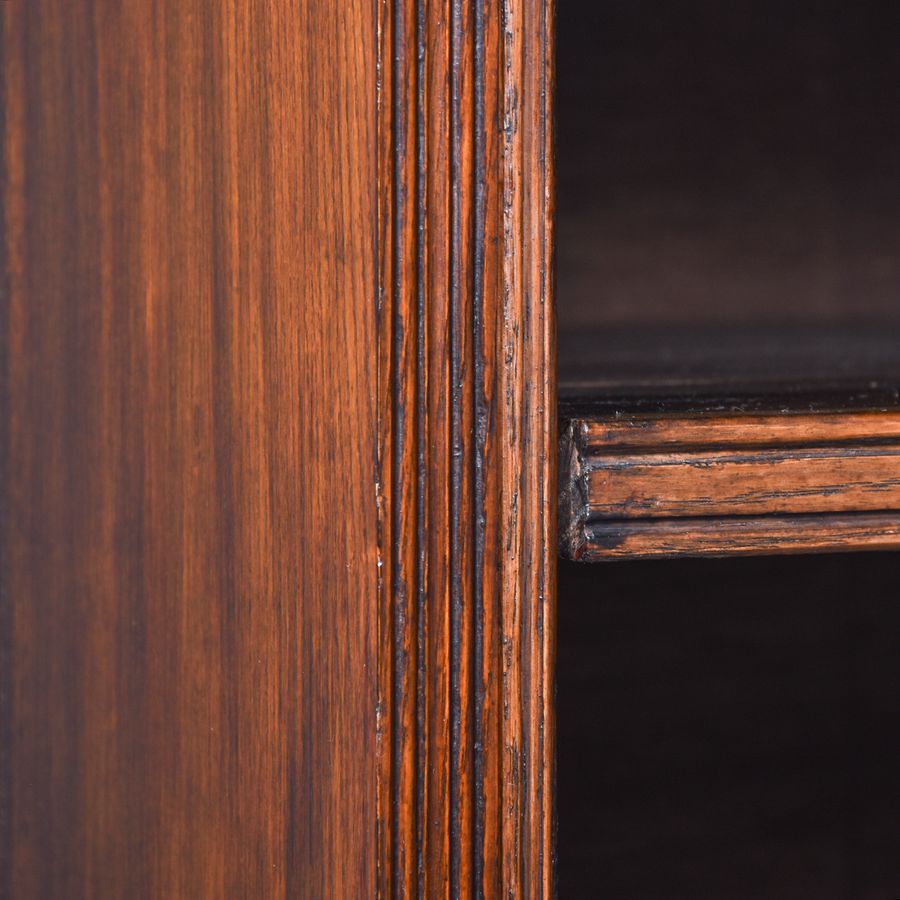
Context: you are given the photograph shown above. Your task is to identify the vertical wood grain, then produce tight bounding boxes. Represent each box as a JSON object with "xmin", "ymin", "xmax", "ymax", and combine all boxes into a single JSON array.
[
  {"xmin": 1, "ymin": 1, "xmax": 377, "ymax": 896},
  {"xmin": 377, "ymin": 0, "xmax": 556, "ymax": 894}
]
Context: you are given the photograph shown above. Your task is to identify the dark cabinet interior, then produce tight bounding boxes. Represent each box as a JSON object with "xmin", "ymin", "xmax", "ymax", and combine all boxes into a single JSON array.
[
  {"xmin": 558, "ymin": 553, "xmax": 900, "ymax": 898},
  {"xmin": 557, "ymin": 0, "xmax": 900, "ymax": 401},
  {"xmin": 556, "ymin": 1, "xmax": 900, "ymax": 894}
]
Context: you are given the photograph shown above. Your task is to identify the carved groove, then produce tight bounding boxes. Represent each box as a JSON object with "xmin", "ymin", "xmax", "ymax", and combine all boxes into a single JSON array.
[{"xmin": 377, "ymin": 0, "xmax": 556, "ymax": 895}]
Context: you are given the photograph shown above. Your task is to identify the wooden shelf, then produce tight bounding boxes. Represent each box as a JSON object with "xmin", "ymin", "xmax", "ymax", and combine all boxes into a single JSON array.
[
  {"xmin": 560, "ymin": 410, "xmax": 900, "ymax": 560},
  {"xmin": 559, "ymin": 326, "xmax": 900, "ymax": 560},
  {"xmin": 555, "ymin": 1, "xmax": 900, "ymax": 563}
]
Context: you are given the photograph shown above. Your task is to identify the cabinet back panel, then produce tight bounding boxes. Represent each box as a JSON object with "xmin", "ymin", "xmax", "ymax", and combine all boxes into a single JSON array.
[{"xmin": 558, "ymin": 0, "xmax": 900, "ymax": 331}]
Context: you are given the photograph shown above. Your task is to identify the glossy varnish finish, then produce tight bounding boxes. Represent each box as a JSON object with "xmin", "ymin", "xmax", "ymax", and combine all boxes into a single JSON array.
[
  {"xmin": 377, "ymin": 0, "xmax": 556, "ymax": 895},
  {"xmin": 1, "ymin": 1, "xmax": 376, "ymax": 896},
  {"xmin": 561, "ymin": 412, "xmax": 900, "ymax": 561}
]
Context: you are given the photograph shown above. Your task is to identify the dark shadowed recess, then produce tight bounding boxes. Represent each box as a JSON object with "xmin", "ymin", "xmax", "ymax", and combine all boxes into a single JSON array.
[
  {"xmin": 558, "ymin": 552, "xmax": 900, "ymax": 899},
  {"xmin": 557, "ymin": 0, "xmax": 900, "ymax": 333}
]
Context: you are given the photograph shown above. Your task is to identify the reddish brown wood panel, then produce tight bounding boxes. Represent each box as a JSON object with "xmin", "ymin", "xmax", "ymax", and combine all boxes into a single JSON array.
[
  {"xmin": 580, "ymin": 412, "xmax": 900, "ymax": 451},
  {"xmin": 562, "ymin": 413, "xmax": 900, "ymax": 561},
  {"xmin": 1, "ymin": 2, "xmax": 376, "ymax": 897},
  {"xmin": 580, "ymin": 514, "xmax": 900, "ymax": 561},
  {"xmin": 587, "ymin": 448, "xmax": 900, "ymax": 519},
  {"xmin": 377, "ymin": 0, "xmax": 556, "ymax": 895}
]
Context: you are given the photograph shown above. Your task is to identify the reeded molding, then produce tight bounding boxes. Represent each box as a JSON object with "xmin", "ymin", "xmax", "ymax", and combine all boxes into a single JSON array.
[
  {"xmin": 376, "ymin": 0, "xmax": 556, "ymax": 895},
  {"xmin": 561, "ymin": 412, "xmax": 900, "ymax": 561}
]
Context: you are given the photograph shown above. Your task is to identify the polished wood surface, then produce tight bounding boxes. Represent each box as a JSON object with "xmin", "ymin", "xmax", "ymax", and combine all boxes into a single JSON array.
[
  {"xmin": 577, "ymin": 515, "xmax": 900, "ymax": 562},
  {"xmin": 561, "ymin": 412, "xmax": 900, "ymax": 560},
  {"xmin": 377, "ymin": 0, "xmax": 556, "ymax": 894},
  {"xmin": 1, "ymin": 2, "xmax": 376, "ymax": 896},
  {"xmin": 577, "ymin": 412, "xmax": 900, "ymax": 450},
  {"xmin": 587, "ymin": 450, "xmax": 900, "ymax": 519}
]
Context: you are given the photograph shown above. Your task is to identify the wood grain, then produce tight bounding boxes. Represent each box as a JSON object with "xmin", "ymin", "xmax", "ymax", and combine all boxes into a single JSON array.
[
  {"xmin": 580, "ymin": 515, "xmax": 900, "ymax": 561},
  {"xmin": 562, "ymin": 413, "xmax": 900, "ymax": 561},
  {"xmin": 587, "ymin": 448, "xmax": 900, "ymax": 519},
  {"xmin": 580, "ymin": 412, "xmax": 900, "ymax": 451},
  {"xmin": 377, "ymin": 0, "xmax": 556, "ymax": 895},
  {"xmin": 1, "ymin": 2, "xmax": 376, "ymax": 897}
]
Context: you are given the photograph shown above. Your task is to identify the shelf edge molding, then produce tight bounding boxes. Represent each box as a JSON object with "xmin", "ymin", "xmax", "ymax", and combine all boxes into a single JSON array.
[
  {"xmin": 377, "ymin": 0, "xmax": 556, "ymax": 896},
  {"xmin": 561, "ymin": 412, "xmax": 900, "ymax": 561}
]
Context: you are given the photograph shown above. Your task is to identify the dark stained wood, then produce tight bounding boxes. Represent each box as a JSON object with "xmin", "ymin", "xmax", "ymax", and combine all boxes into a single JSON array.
[
  {"xmin": 578, "ymin": 412, "xmax": 900, "ymax": 450},
  {"xmin": 559, "ymin": 325, "xmax": 900, "ymax": 408},
  {"xmin": 579, "ymin": 514, "xmax": 900, "ymax": 562},
  {"xmin": 377, "ymin": 0, "xmax": 557, "ymax": 895},
  {"xmin": 3, "ymin": 1, "xmax": 557, "ymax": 895},
  {"xmin": 1, "ymin": 2, "xmax": 377, "ymax": 896},
  {"xmin": 587, "ymin": 450, "xmax": 900, "ymax": 519},
  {"xmin": 561, "ymin": 412, "xmax": 900, "ymax": 561}
]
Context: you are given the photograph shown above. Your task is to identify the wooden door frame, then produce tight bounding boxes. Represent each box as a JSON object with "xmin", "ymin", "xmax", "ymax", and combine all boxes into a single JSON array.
[{"xmin": 376, "ymin": 0, "xmax": 557, "ymax": 894}]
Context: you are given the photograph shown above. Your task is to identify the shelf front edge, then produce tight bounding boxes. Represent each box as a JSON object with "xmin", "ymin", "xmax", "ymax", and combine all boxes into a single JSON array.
[{"xmin": 560, "ymin": 411, "xmax": 900, "ymax": 561}]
